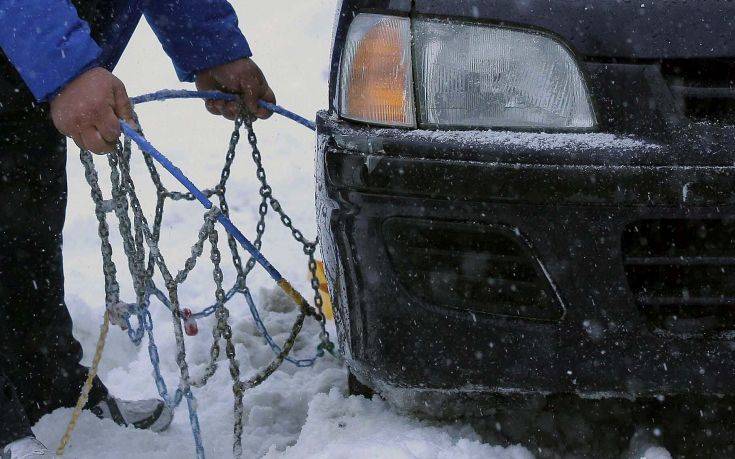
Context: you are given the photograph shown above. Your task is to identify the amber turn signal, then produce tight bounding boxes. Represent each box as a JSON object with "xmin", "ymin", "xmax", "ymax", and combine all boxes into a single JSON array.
[{"xmin": 339, "ymin": 14, "xmax": 416, "ymax": 128}]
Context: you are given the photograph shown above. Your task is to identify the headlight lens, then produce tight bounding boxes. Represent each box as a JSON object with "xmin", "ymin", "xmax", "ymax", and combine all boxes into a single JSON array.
[
  {"xmin": 337, "ymin": 14, "xmax": 596, "ymax": 130},
  {"xmin": 413, "ymin": 19, "xmax": 595, "ymax": 130},
  {"xmin": 338, "ymin": 14, "xmax": 416, "ymax": 127}
]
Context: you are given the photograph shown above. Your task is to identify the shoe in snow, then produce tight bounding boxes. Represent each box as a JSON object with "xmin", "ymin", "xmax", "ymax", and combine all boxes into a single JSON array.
[
  {"xmin": 1, "ymin": 437, "xmax": 54, "ymax": 458},
  {"xmin": 91, "ymin": 397, "xmax": 173, "ymax": 432}
]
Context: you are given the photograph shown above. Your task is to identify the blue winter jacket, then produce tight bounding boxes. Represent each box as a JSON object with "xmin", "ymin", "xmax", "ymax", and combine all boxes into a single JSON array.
[{"xmin": 0, "ymin": 0, "xmax": 252, "ymax": 103}]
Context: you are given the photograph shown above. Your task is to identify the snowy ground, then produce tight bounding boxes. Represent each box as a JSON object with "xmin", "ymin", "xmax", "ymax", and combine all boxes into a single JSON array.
[{"xmin": 30, "ymin": 1, "xmax": 537, "ymax": 458}]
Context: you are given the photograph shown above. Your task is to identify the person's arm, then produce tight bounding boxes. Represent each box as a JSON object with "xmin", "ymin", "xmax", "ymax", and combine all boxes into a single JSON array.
[
  {"xmin": 144, "ymin": 0, "xmax": 275, "ymax": 120},
  {"xmin": 0, "ymin": 1, "xmax": 134, "ymax": 153},
  {"xmin": 143, "ymin": 0, "xmax": 252, "ymax": 83},
  {"xmin": 0, "ymin": 0, "xmax": 101, "ymax": 102}
]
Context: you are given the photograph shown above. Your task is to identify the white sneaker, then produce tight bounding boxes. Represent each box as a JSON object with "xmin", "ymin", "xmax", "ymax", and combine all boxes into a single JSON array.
[
  {"xmin": 1, "ymin": 437, "xmax": 54, "ymax": 459},
  {"xmin": 626, "ymin": 428, "xmax": 672, "ymax": 459},
  {"xmin": 91, "ymin": 397, "xmax": 173, "ymax": 433}
]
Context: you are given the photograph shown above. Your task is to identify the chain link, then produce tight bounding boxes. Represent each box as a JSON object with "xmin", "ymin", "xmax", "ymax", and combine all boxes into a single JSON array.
[{"xmin": 241, "ymin": 117, "xmax": 333, "ymax": 352}]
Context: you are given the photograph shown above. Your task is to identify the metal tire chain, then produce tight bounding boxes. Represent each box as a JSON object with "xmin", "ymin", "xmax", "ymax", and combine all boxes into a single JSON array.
[
  {"xmin": 119, "ymin": 119, "xmax": 227, "ymax": 396},
  {"xmin": 113, "ymin": 140, "xmax": 211, "ymax": 458},
  {"xmin": 79, "ymin": 110, "xmax": 333, "ymax": 458},
  {"xmin": 187, "ymin": 214, "xmax": 229, "ymax": 389},
  {"xmin": 107, "ymin": 150, "xmax": 149, "ymax": 317},
  {"xmin": 240, "ymin": 116, "xmax": 333, "ymax": 353},
  {"xmin": 79, "ymin": 149, "xmax": 208, "ymax": 452},
  {"xmin": 83, "ymin": 131, "xmax": 201, "ymax": 447},
  {"xmin": 114, "ymin": 138, "xmax": 196, "ymax": 391},
  {"xmin": 209, "ymin": 115, "xmax": 314, "ymax": 457},
  {"xmin": 80, "ymin": 150, "xmax": 121, "ymax": 307}
]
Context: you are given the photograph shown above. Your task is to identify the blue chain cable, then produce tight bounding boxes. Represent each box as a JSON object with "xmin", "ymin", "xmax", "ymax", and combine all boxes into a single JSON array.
[
  {"xmin": 130, "ymin": 89, "xmax": 316, "ymax": 131},
  {"xmin": 242, "ymin": 288, "xmax": 322, "ymax": 367},
  {"xmin": 123, "ymin": 282, "xmax": 324, "ymax": 362}
]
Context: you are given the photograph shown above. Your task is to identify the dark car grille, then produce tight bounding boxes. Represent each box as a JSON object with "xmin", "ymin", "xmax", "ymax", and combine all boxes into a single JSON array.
[
  {"xmin": 383, "ymin": 218, "xmax": 564, "ymax": 321},
  {"xmin": 622, "ymin": 219, "xmax": 735, "ymax": 334},
  {"xmin": 661, "ymin": 59, "xmax": 735, "ymax": 124}
]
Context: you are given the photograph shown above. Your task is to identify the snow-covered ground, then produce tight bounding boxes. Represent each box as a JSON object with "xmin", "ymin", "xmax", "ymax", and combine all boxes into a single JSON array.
[{"xmin": 30, "ymin": 1, "xmax": 537, "ymax": 458}]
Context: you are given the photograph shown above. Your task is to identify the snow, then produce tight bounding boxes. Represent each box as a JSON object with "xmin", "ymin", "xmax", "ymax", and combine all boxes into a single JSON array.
[
  {"xmin": 270, "ymin": 391, "xmax": 533, "ymax": 459},
  {"xmin": 642, "ymin": 447, "xmax": 673, "ymax": 459},
  {"xmin": 372, "ymin": 127, "xmax": 661, "ymax": 152},
  {"xmin": 25, "ymin": 2, "xmax": 673, "ymax": 457}
]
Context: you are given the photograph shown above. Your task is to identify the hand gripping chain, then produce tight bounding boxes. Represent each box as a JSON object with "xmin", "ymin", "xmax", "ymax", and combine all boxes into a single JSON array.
[{"xmin": 56, "ymin": 91, "xmax": 335, "ymax": 458}]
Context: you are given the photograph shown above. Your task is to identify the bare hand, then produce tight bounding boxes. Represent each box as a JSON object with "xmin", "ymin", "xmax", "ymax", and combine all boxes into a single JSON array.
[
  {"xmin": 50, "ymin": 67, "xmax": 134, "ymax": 154},
  {"xmin": 195, "ymin": 57, "xmax": 276, "ymax": 121}
]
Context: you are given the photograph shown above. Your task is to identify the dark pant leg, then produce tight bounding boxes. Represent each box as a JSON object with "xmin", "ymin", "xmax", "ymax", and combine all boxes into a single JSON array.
[
  {"xmin": 0, "ymin": 114, "xmax": 108, "ymax": 430},
  {"xmin": 0, "ymin": 365, "xmax": 32, "ymax": 447}
]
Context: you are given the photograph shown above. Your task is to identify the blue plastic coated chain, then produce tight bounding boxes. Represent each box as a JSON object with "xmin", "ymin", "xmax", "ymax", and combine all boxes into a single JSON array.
[
  {"xmin": 130, "ymin": 89, "xmax": 317, "ymax": 131},
  {"xmin": 123, "ymin": 282, "xmax": 324, "ymax": 366},
  {"xmin": 243, "ymin": 287, "xmax": 322, "ymax": 367}
]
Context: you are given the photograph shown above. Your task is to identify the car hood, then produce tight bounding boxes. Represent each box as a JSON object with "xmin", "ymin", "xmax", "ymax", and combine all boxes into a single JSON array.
[{"xmin": 414, "ymin": 0, "xmax": 735, "ymax": 59}]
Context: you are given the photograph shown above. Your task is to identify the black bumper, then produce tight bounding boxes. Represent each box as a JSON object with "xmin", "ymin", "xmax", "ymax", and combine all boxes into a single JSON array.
[{"xmin": 315, "ymin": 111, "xmax": 735, "ymax": 404}]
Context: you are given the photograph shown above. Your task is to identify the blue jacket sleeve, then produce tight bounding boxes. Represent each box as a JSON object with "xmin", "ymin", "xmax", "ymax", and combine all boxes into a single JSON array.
[
  {"xmin": 0, "ymin": 0, "xmax": 101, "ymax": 102},
  {"xmin": 143, "ymin": 0, "xmax": 252, "ymax": 82}
]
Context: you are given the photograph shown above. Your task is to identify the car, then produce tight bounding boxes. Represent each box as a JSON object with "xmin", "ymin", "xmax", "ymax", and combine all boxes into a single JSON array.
[{"xmin": 316, "ymin": 0, "xmax": 735, "ymax": 453}]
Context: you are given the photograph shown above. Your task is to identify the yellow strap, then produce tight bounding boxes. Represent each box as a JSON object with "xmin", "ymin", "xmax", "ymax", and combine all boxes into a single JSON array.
[
  {"xmin": 277, "ymin": 279, "xmax": 311, "ymax": 313},
  {"xmin": 56, "ymin": 311, "xmax": 111, "ymax": 456},
  {"xmin": 309, "ymin": 260, "xmax": 333, "ymax": 320}
]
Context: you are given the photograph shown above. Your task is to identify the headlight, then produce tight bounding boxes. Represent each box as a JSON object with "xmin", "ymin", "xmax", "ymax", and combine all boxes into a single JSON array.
[
  {"xmin": 338, "ymin": 14, "xmax": 416, "ymax": 127},
  {"xmin": 337, "ymin": 14, "xmax": 596, "ymax": 130},
  {"xmin": 414, "ymin": 19, "xmax": 595, "ymax": 130}
]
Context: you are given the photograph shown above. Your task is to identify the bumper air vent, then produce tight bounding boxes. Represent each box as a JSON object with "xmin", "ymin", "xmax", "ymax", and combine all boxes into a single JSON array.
[
  {"xmin": 661, "ymin": 59, "xmax": 735, "ymax": 124},
  {"xmin": 622, "ymin": 219, "xmax": 735, "ymax": 335},
  {"xmin": 383, "ymin": 218, "xmax": 564, "ymax": 322}
]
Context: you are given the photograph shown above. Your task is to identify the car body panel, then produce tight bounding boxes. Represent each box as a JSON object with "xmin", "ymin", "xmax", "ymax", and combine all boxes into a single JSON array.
[
  {"xmin": 415, "ymin": 0, "xmax": 735, "ymax": 59},
  {"xmin": 320, "ymin": 0, "xmax": 735, "ymax": 408},
  {"xmin": 317, "ymin": 113, "xmax": 735, "ymax": 401}
]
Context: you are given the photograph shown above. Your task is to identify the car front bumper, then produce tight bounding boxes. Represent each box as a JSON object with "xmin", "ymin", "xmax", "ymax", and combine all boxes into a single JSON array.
[{"xmin": 316, "ymin": 111, "xmax": 735, "ymax": 407}]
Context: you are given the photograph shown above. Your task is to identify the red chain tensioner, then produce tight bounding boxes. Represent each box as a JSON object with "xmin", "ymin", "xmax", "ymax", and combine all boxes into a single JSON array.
[{"xmin": 182, "ymin": 308, "xmax": 199, "ymax": 336}]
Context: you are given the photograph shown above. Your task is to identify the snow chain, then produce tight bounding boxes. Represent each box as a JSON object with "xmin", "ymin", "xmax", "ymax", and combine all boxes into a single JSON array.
[{"xmin": 57, "ymin": 109, "xmax": 334, "ymax": 458}]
